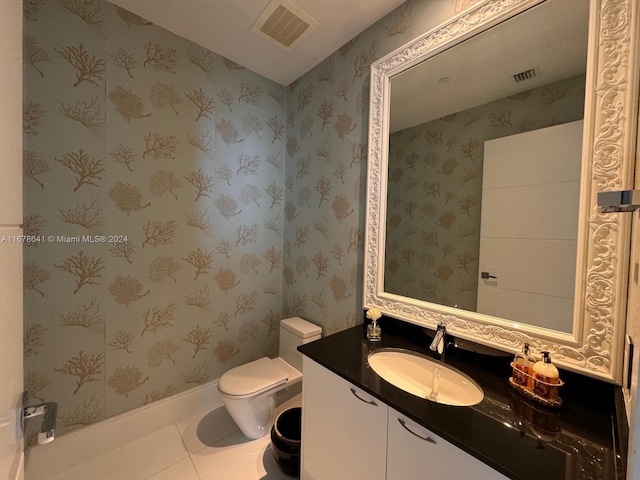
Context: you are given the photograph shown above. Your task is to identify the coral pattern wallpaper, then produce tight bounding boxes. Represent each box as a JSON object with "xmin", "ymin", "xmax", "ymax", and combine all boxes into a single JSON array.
[
  {"xmin": 23, "ymin": 0, "xmax": 529, "ymax": 438},
  {"xmin": 280, "ymin": 0, "xmax": 471, "ymax": 333},
  {"xmin": 385, "ymin": 75, "xmax": 585, "ymax": 311},
  {"xmin": 23, "ymin": 0, "xmax": 286, "ymax": 436}
]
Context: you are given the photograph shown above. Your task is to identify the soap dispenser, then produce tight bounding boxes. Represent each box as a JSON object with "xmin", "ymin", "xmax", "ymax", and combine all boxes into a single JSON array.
[
  {"xmin": 532, "ymin": 351, "xmax": 560, "ymax": 402},
  {"xmin": 512, "ymin": 343, "xmax": 534, "ymax": 389}
]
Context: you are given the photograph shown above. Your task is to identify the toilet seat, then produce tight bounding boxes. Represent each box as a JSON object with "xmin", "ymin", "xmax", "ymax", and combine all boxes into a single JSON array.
[{"xmin": 219, "ymin": 357, "xmax": 289, "ymax": 398}]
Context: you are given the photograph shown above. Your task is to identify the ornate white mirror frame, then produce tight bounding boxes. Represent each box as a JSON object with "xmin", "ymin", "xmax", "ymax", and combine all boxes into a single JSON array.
[{"xmin": 364, "ymin": 0, "xmax": 640, "ymax": 383}]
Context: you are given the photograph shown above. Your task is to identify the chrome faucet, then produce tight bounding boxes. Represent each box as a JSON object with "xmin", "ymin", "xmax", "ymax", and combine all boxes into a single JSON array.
[
  {"xmin": 429, "ymin": 323, "xmax": 446, "ymax": 357},
  {"xmin": 428, "ymin": 323, "xmax": 447, "ymax": 402}
]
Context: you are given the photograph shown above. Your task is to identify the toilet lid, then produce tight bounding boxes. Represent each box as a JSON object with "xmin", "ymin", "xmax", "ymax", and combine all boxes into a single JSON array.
[{"xmin": 219, "ymin": 357, "xmax": 289, "ymax": 396}]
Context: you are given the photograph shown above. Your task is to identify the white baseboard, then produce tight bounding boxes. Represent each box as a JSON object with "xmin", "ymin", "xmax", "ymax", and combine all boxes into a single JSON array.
[{"xmin": 25, "ymin": 380, "xmax": 221, "ymax": 480}]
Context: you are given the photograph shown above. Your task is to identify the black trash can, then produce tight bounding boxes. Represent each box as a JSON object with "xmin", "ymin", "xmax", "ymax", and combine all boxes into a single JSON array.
[{"xmin": 270, "ymin": 407, "xmax": 302, "ymax": 477}]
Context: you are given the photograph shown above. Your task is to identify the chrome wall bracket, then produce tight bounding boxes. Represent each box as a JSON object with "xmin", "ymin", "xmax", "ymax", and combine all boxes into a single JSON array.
[
  {"xmin": 597, "ymin": 190, "xmax": 640, "ymax": 213},
  {"xmin": 22, "ymin": 391, "xmax": 57, "ymax": 445}
]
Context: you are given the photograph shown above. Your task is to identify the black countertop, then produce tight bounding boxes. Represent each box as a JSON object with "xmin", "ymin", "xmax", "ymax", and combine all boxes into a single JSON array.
[{"xmin": 298, "ymin": 318, "xmax": 628, "ymax": 480}]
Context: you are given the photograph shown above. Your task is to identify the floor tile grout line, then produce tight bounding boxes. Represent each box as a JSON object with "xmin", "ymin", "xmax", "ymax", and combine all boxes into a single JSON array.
[
  {"xmin": 173, "ymin": 421, "xmax": 204, "ymax": 480},
  {"xmin": 191, "ymin": 427, "xmax": 243, "ymax": 455},
  {"xmin": 187, "ymin": 452, "xmax": 203, "ymax": 480},
  {"xmin": 174, "ymin": 422, "xmax": 191, "ymax": 455},
  {"xmin": 136, "ymin": 424, "xmax": 191, "ymax": 480},
  {"xmin": 140, "ymin": 457, "xmax": 194, "ymax": 480},
  {"xmin": 175, "ymin": 414, "xmax": 215, "ymax": 479}
]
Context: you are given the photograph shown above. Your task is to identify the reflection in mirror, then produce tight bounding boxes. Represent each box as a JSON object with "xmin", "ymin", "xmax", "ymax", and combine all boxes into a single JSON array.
[
  {"xmin": 366, "ymin": 0, "xmax": 638, "ymax": 382},
  {"xmin": 383, "ymin": 0, "xmax": 588, "ymax": 333}
]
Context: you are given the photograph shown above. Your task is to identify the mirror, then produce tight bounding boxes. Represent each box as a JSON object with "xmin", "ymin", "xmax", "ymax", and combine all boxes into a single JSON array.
[
  {"xmin": 384, "ymin": 0, "xmax": 588, "ymax": 334},
  {"xmin": 364, "ymin": 0, "xmax": 638, "ymax": 383}
]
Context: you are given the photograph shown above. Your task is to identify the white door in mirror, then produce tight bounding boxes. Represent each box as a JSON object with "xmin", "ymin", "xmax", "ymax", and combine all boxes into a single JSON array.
[{"xmin": 477, "ymin": 120, "xmax": 582, "ymax": 333}]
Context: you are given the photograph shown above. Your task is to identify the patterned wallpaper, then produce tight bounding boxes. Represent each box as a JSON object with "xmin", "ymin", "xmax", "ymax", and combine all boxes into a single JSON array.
[
  {"xmin": 22, "ymin": 0, "xmax": 553, "ymax": 438},
  {"xmin": 23, "ymin": 0, "xmax": 286, "ymax": 437},
  {"xmin": 385, "ymin": 75, "xmax": 585, "ymax": 311},
  {"xmin": 280, "ymin": 0, "xmax": 476, "ymax": 334}
]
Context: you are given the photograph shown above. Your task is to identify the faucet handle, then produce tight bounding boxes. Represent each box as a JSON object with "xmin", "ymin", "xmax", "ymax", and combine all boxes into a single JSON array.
[
  {"xmin": 434, "ymin": 336, "xmax": 445, "ymax": 355},
  {"xmin": 429, "ymin": 323, "xmax": 446, "ymax": 354}
]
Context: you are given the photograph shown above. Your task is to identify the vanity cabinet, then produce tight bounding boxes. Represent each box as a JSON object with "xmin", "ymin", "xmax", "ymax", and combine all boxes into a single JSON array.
[
  {"xmin": 301, "ymin": 358, "xmax": 508, "ymax": 480},
  {"xmin": 386, "ymin": 409, "xmax": 508, "ymax": 480},
  {"xmin": 301, "ymin": 357, "xmax": 388, "ymax": 480}
]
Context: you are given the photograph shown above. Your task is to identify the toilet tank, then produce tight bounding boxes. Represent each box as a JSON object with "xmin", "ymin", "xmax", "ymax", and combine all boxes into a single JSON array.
[{"xmin": 279, "ymin": 317, "xmax": 322, "ymax": 371}]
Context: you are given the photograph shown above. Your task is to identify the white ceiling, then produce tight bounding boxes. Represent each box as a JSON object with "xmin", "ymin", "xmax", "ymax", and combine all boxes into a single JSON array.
[
  {"xmin": 107, "ymin": 0, "xmax": 406, "ymax": 86},
  {"xmin": 390, "ymin": 0, "xmax": 590, "ymax": 132}
]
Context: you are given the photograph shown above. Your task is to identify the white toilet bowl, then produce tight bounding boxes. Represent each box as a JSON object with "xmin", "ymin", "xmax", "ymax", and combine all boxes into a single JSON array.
[{"xmin": 218, "ymin": 318, "xmax": 321, "ymax": 439}]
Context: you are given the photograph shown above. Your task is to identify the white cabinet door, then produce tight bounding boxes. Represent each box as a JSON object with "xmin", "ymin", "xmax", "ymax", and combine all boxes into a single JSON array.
[
  {"xmin": 301, "ymin": 358, "xmax": 388, "ymax": 480},
  {"xmin": 387, "ymin": 409, "xmax": 508, "ymax": 480}
]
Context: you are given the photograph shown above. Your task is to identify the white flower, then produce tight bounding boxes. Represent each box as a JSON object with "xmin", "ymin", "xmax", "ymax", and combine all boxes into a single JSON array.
[{"xmin": 366, "ymin": 308, "xmax": 381, "ymax": 321}]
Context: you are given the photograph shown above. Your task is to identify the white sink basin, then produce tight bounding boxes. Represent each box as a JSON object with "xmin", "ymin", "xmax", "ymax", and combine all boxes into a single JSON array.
[{"xmin": 367, "ymin": 348, "xmax": 484, "ymax": 406}]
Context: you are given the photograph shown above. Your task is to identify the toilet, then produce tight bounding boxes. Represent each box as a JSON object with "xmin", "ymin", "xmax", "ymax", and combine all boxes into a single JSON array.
[{"xmin": 218, "ymin": 317, "xmax": 322, "ymax": 439}]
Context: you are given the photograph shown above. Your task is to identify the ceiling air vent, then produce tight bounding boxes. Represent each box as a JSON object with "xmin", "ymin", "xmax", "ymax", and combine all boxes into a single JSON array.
[
  {"xmin": 251, "ymin": 0, "xmax": 319, "ymax": 53},
  {"xmin": 513, "ymin": 66, "xmax": 540, "ymax": 83}
]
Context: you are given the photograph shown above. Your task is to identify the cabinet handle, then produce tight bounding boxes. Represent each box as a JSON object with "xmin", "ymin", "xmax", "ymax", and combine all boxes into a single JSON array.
[
  {"xmin": 398, "ymin": 418, "xmax": 437, "ymax": 444},
  {"xmin": 350, "ymin": 388, "xmax": 378, "ymax": 406}
]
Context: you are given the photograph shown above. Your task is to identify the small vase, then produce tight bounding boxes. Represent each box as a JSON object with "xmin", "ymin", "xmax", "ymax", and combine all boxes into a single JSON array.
[{"xmin": 367, "ymin": 319, "xmax": 381, "ymax": 342}]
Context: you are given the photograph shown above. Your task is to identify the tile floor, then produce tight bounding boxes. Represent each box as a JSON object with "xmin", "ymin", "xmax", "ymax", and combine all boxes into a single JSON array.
[{"xmin": 45, "ymin": 395, "xmax": 301, "ymax": 480}]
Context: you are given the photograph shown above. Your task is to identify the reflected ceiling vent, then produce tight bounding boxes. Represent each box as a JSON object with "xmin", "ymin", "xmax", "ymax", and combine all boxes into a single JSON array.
[
  {"xmin": 512, "ymin": 66, "xmax": 540, "ymax": 83},
  {"xmin": 251, "ymin": 0, "xmax": 319, "ymax": 53}
]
